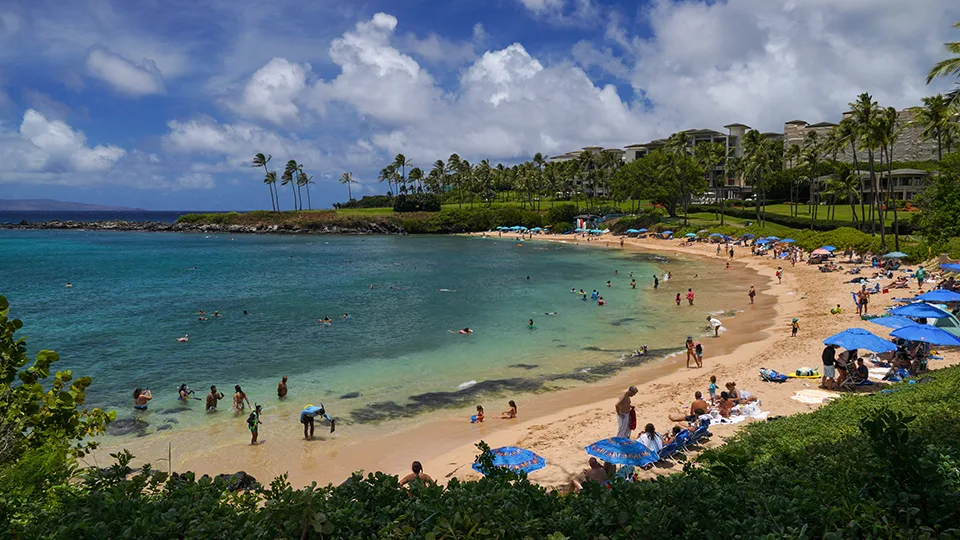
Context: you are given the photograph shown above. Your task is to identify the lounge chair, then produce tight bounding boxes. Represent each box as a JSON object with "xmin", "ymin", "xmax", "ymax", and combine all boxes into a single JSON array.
[
  {"xmin": 657, "ymin": 430, "xmax": 691, "ymax": 462},
  {"xmin": 686, "ymin": 421, "xmax": 713, "ymax": 446}
]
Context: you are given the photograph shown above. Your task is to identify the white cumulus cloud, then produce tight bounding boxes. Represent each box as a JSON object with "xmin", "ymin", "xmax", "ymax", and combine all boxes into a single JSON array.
[
  {"xmin": 232, "ymin": 57, "xmax": 309, "ymax": 124},
  {"xmin": 86, "ymin": 46, "xmax": 165, "ymax": 96},
  {"xmin": 18, "ymin": 108, "xmax": 125, "ymax": 172}
]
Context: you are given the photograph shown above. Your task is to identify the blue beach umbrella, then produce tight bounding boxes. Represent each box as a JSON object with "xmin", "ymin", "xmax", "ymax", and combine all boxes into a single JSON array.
[
  {"xmin": 868, "ymin": 316, "xmax": 920, "ymax": 331},
  {"xmin": 940, "ymin": 263, "xmax": 960, "ymax": 273},
  {"xmin": 661, "ymin": 230, "xmax": 673, "ymax": 236},
  {"xmin": 530, "ymin": 227, "xmax": 542, "ymax": 231},
  {"xmin": 823, "ymin": 328, "xmax": 897, "ymax": 352},
  {"xmin": 472, "ymin": 446, "xmax": 546, "ymax": 475},
  {"xmin": 574, "ymin": 228, "xmax": 584, "ymax": 232},
  {"xmin": 780, "ymin": 238, "xmax": 796, "ymax": 244},
  {"xmin": 756, "ymin": 238, "xmax": 773, "ymax": 245},
  {"xmin": 708, "ymin": 233, "xmax": 724, "ymax": 238},
  {"xmin": 585, "ymin": 437, "xmax": 658, "ymax": 467},
  {"xmin": 915, "ymin": 290, "xmax": 960, "ymax": 303},
  {"xmin": 890, "ymin": 303, "xmax": 953, "ymax": 319},
  {"xmin": 625, "ymin": 229, "xmax": 639, "ymax": 234},
  {"xmin": 891, "ymin": 325, "xmax": 960, "ymax": 346},
  {"xmin": 883, "ymin": 251, "xmax": 908, "ymax": 259},
  {"xmin": 685, "ymin": 232, "xmax": 697, "ymax": 237},
  {"xmin": 637, "ymin": 228, "xmax": 648, "ymax": 233},
  {"xmin": 820, "ymin": 246, "xmax": 837, "ymax": 252},
  {"xmin": 765, "ymin": 236, "xmax": 780, "ymax": 241}
]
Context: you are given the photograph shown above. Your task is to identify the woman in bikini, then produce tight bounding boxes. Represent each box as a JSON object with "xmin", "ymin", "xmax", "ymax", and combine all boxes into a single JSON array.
[{"xmin": 133, "ymin": 387, "xmax": 152, "ymax": 410}]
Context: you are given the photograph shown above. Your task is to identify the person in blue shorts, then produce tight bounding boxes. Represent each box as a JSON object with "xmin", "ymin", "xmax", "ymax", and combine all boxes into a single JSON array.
[{"xmin": 301, "ymin": 403, "xmax": 335, "ymax": 439}]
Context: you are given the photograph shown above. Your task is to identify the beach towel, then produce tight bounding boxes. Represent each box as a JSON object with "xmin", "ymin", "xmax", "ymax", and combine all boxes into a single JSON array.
[
  {"xmin": 616, "ymin": 413, "xmax": 631, "ymax": 438},
  {"xmin": 791, "ymin": 389, "xmax": 839, "ymax": 405},
  {"xmin": 628, "ymin": 406, "xmax": 637, "ymax": 431},
  {"xmin": 760, "ymin": 368, "xmax": 788, "ymax": 383},
  {"xmin": 790, "ymin": 367, "xmax": 819, "ymax": 377}
]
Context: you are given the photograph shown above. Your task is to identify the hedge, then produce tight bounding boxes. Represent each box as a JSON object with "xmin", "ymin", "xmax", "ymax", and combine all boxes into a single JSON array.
[{"xmin": 686, "ymin": 205, "xmax": 918, "ymax": 235}]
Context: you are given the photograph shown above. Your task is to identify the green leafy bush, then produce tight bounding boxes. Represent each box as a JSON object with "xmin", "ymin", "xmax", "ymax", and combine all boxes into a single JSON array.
[{"xmin": 393, "ymin": 194, "xmax": 442, "ymax": 212}]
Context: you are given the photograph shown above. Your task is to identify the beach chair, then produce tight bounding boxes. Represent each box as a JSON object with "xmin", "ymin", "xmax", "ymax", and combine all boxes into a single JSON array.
[
  {"xmin": 687, "ymin": 420, "xmax": 713, "ymax": 446},
  {"xmin": 657, "ymin": 430, "xmax": 691, "ymax": 462}
]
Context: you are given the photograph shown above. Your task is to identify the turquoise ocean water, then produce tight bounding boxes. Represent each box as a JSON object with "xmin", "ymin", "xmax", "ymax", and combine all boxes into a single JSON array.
[{"xmin": 0, "ymin": 231, "xmax": 741, "ymax": 437}]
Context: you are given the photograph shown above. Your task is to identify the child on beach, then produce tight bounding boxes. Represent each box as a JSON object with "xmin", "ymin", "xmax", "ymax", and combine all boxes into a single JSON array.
[
  {"xmin": 471, "ymin": 405, "xmax": 484, "ymax": 423},
  {"xmin": 776, "ymin": 267, "xmax": 783, "ymax": 284},
  {"xmin": 501, "ymin": 400, "xmax": 518, "ymax": 419},
  {"xmin": 675, "ymin": 293, "xmax": 682, "ymax": 306},
  {"xmin": 748, "ymin": 285, "xmax": 756, "ymax": 304},
  {"xmin": 686, "ymin": 289, "xmax": 695, "ymax": 306},
  {"xmin": 791, "ymin": 318, "xmax": 800, "ymax": 337},
  {"xmin": 708, "ymin": 376, "xmax": 718, "ymax": 404},
  {"xmin": 694, "ymin": 342, "xmax": 703, "ymax": 368},
  {"xmin": 830, "ymin": 304, "xmax": 843, "ymax": 315},
  {"xmin": 247, "ymin": 404, "xmax": 262, "ymax": 444}
]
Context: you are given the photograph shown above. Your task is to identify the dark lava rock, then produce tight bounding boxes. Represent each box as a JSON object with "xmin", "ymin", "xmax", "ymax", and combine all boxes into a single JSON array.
[
  {"xmin": 215, "ymin": 471, "xmax": 259, "ymax": 491},
  {"xmin": 508, "ymin": 364, "xmax": 539, "ymax": 370},
  {"xmin": 156, "ymin": 425, "xmax": 172, "ymax": 431},
  {"xmin": 106, "ymin": 418, "xmax": 149, "ymax": 436},
  {"xmin": 340, "ymin": 391, "xmax": 361, "ymax": 399}
]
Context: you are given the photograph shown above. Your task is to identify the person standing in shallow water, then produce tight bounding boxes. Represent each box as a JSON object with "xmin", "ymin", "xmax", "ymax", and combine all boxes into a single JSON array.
[
  {"xmin": 748, "ymin": 285, "xmax": 756, "ymax": 304},
  {"xmin": 653, "ymin": 275, "xmax": 659, "ymax": 290},
  {"xmin": 233, "ymin": 385, "xmax": 251, "ymax": 413},
  {"xmin": 686, "ymin": 288, "xmax": 695, "ymax": 306},
  {"xmin": 277, "ymin": 376, "xmax": 288, "ymax": 399}
]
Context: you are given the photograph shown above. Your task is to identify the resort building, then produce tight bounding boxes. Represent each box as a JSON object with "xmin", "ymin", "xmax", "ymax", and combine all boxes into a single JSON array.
[
  {"xmin": 784, "ymin": 108, "xmax": 939, "ymax": 162},
  {"xmin": 816, "ymin": 168, "xmax": 929, "ymax": 201}
]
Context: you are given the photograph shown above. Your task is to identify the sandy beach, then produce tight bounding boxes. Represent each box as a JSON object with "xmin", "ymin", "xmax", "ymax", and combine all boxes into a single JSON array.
[{"xmin": 90, "ymin": 232, "xmax": 960, "ymax": 491}]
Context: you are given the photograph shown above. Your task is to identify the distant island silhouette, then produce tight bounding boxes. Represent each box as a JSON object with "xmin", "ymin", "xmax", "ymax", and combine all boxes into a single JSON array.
[{"xmin": 0, "ymin": 199, "xmax": 144, "ymax": 212}]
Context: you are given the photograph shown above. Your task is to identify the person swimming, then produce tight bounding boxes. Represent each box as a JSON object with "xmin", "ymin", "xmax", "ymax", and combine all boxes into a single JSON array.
[
  {"xmin": 197, "ymin": 310, "xmax": 205, "ymax": 315},
  {"xmin": 449, "ymin": 327, "xmax": 473, "ymax": 334},
  {"xmin": 243, "ymin": 310, "xmax": 249, "ymax": 315},
  {"xmin": 65, "ymin": 282, "xmax": 72, "ymax": 288},
  {"xmin": 438, "ymin": 288, "xmax": 456, "ymax": 292},
  {"xmin": 318, "ymin": 317, "xmax": 333, "ymax": 325},
  {"xmin": 177, "ymin": 334, "xmax": 189, "ymax": 342},
  {"xmin": 528, "ymin": 319, "xmax": 536, "ymax": 329},
  {"xmin": 597, "ymin": 297, "xmax": 606, "ymax": 306},
  {"xmin": 213, "ymin": 311, "xmax": 220, "ymax": 317},
  {"xmin": 544, "ymin": 311, "xmax": 557, "ymax": 315},
  {"xmin": 177, "ymin": 384, "xmax": 195, "ymax": 401},
  {"xmin": 342, "ymin": 313, "xmax": 351, "ymax": 319}
]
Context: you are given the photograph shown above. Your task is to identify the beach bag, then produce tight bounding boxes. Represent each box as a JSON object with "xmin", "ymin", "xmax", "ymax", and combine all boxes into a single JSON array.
[
  {"xmin": 760, "ymin": 368, "xmax": 788, "ymax": 383},
  {"xmin": 628, "ymin": 406, "xmax": 637, "ymax": 430},
  {"xmin": 741, "ymin": 403, "xmax": 761, "ymax": 417}
]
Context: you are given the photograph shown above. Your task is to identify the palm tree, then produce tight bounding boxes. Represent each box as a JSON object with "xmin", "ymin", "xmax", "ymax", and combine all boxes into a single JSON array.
[
  {"xmin": 665, "ymin": 132, "xmax": 690, "ymax": 156},
  {"xmin": 378, "ymin": 165, "xmax": 395, "ymax": 197},
  {"xmin": 850, "ymin": 92, "xmax": 883, "ymax": 241},
  {"xmin": 576, "ymin": 151, "xmax": 595, "ymax": 200},
  {"xmin": 694, "ymin": 142, "xmax": 726, "ymax": 221},
  {"xmin": 532, "ymin": 152, "xmax": 546, "ymax": 209},
  {"xmin": 252, "ymin": 153, "xmax": 276, "ymax": 211},
  {"xmin": 282, "ymin": 160, "xmax": 299, "ymax": 210},
  {"xmin": 784, "ymin": 143, "xmax": 802, "ymax": 216},
  {"xmin": 926, "ymin": 21, "xmax": 960, "ymax": 103},
  {"xmin": 878, "ymin": 107, "xmax": 903, "ymax": 250},
  {"xmin": 823, "ymin": 165, "xmax": 860, "ymax": 225},
  {"xmin": 447, "ymin": 154, "xmax": 462, "ymax": 208},
  {"xmin": 910, "ymin": 94, "xmax": 953, "ymax": 161},
  {"xmin": 298, "ymin": 171, "xmax": 314, "ymax": 210},
  {"xmin": 799, "ymin": 131, "xmax": 822, "ymax": 224},
  {"xmin": 393, "ymin": 154, "xmax": 410, "ymax": 195},
  {"xmin": 340, "ymin": 172, "xmax": 356, "ymax": 202},
  {"xmin": 741, "ymin": 130, "xmax": 776, "ymax": 226},
  {"xmin": 408, "ymin": 167, "xmax": 424, "ymax": 194},
  {"xmin": 834, "ymin": 117, "xmax": 864, "ymax": 224},
  {"xmin": 263, "ymin": 171, "xmax": 278, "ymax": 211},
  {"xmin": 429, "ymin": 160, "xmax": 445, "ymax": 195},
  {"xmin": 457, "ymin": 158, "xmax": 472, "ymax": 208}
]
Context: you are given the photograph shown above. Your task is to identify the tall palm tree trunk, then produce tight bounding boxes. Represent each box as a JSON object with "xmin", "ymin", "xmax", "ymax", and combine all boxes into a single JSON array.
[
  {"xmin": 888, "ymin": 142, "xmax": 899, "ymax": 250},
  {"xmin": 851, "ymin": 141, "xmax": 864, "ymax": 229},
  {"xmin": 307, "ymin": 184, "xmax": 313, "ymax": 210}
]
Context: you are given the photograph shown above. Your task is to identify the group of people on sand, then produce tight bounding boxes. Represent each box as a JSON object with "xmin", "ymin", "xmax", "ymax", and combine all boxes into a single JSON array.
[
  {"xmin": 470, "ymin": 401, "xmax": 518, "ymax": 423},
  {"xmin": 131, "ymin": 376, "xmax": 335, "ymax": 445}
]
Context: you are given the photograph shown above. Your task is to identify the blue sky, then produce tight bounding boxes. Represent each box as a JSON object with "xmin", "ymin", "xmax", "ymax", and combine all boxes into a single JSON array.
[{"xmin": 0, "ymin": 0, "xmax": 957, "ymax": 210}]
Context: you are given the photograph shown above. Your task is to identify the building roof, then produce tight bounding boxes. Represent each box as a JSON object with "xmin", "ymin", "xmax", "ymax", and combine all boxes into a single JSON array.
[
  {"xmin": 624, "ymin": 143, "xmax": 648, "ymax": 148},
  {"xmin": 723, "ymin": 123, "xmax": 751, "ymax": 129},
  {"xmin": 807, "ymin": 122, "xmax": 837, "ymax": 128},
  {"xmin": 784, "ymin": 120, "xmax": 808, "ymax": 125},
  {"xmin": 582, "ymin": 146, "xmax": 603, "ymax": 150},
  {"xmin": 603, "ymin": 148, "xmax": 625, "ymax": 154}
]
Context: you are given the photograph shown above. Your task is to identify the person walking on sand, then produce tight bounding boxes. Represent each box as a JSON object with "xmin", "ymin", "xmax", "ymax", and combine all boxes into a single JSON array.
[
  {"xmin": 791, "ymin": 318, "xmax": 799, "ymax": 337},
  {"xmin": 247, "ymin": 404, "xmax": 262, "ymax": 445},
  {"xmin": 615, "ymin": 386, "xmax": 638, "ymax": 438},
  {"xmin": 729, "ymin": 246, "xmax": 734, "ymax": 259},
  {"xmin": 686, "ymin": 288, "xmax": 695, "ymax": 306},
  {"xmin": 916, "ymin": 265, "xmax": 928, "ymax": 291},
  {"xmin": 748, "ymin": 285, "xmax": 756, "ymax": 304},
  {"xmin": 776, "ymin": 267, "xmax": 783, "ymax": 284},
  {"xmin": 277, "ymin": 376, "xmax": 288, "ymax": 399},
  {"xmin": 654, "ymin": 275, "xmax": 659, "ymax": 290},
  {"xmin": 685, "ymin": 336, "xmax": 696, "ymax": 368},
  {"xmin": 821, "ymin": 344, "xmax": 838, "ymax": 390}
]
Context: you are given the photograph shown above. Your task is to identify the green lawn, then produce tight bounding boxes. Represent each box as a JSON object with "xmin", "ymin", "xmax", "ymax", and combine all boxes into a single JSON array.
[
  {"xmin": 682, "ymin": 212, "xmax": 801, "ymax": 237},
  {"xmin": 762, "ymin": 203, "xmax": 916, "ymax": 225}
]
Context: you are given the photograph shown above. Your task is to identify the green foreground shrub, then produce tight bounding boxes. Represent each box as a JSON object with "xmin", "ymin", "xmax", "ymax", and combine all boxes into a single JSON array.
[{"xmin": 8, "ymin": 365, "xmax": 960, "ymax": 538}]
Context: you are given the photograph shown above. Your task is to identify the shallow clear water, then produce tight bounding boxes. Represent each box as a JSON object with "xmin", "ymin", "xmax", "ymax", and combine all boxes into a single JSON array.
[{"xmin": 0, "ymin": 231, "xmax": 740, "ymax": 436}]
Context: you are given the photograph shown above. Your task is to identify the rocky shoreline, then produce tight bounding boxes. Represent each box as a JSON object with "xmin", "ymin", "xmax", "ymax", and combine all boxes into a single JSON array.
[{"xmin": 0, "ymin": 219, "xmax": 406, "ymax": 235}]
